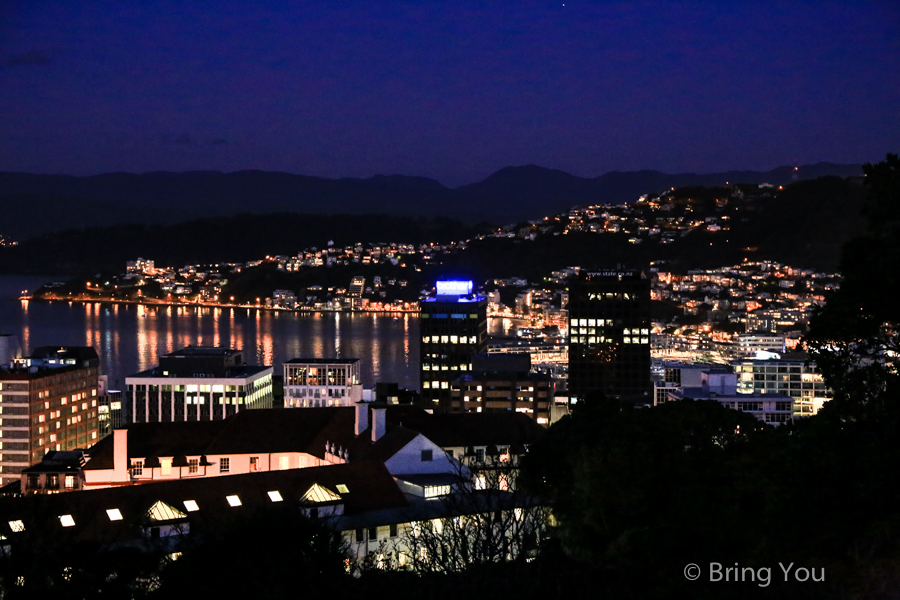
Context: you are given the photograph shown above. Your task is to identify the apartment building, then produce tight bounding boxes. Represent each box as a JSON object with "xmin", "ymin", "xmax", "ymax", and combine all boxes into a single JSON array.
[{"xmin": 0, "ymin": 345, "xmax": 101, "ymax": 488}]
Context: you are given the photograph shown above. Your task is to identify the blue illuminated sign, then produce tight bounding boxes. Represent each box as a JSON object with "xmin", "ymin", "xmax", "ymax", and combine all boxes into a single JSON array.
[{"xmin": 436, "ymin": 280, "xmax": 473, "ymax": 296}]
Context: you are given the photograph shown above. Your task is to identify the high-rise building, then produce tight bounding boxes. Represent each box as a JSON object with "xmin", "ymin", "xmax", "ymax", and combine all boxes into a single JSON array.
[
  {"xmin": 0, "ymin": 345, "xmax": 101, "ymax": 488},
  {"xmin": 419, "ymin": 280, "xmax": 487, "ymax": 411},
  {"xmin": 125, "ymin": 346, "xmax": 273, "ymax": 423},
  {"xmin": 567, "ymin": 269, "xmax": 651, "ymax": 404},
  {"xmin": 283, "ymin": 358, "xmax": 363, "ymax": 408}
]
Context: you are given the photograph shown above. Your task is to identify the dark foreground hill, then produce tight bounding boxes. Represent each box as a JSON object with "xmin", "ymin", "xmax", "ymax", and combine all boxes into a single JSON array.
[{"xmin": 0, "ymin": 162, "xmax": 861, "ymax": 239}]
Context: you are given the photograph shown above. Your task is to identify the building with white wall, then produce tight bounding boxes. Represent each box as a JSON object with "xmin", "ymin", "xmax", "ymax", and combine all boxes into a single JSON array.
[
  {"xmin": 125, "ymin": 347, "xmax": 273, "ymax": 423},
  {"xmin": 663, "ymin": 371, "xmax": 794, "ymax": 425},
  {"xmin": 80, "ymin": 405, "xmax": 459, "ymax": 490},
  {"xmin": 730, "ymin": 355, "xmax": 829, "ymax": 417},
  {"xmin": 732, "ymin": 333, "xmax": 786, "ymax": 358}
]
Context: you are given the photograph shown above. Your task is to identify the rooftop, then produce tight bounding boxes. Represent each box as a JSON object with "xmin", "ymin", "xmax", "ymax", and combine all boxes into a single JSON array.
[
  {"xmin": 283, "ymin": 358, "xmax": 361, "ymax": 365},
  {"xmin": 126, "ymin": 364, "xmax": 271, "ymax": 380}
]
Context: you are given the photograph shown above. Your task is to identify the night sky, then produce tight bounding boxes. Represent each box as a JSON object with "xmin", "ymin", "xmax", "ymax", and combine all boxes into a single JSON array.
[{"xmin": 1, "ymin": 1, "xmax": 897, "ymax": 186}]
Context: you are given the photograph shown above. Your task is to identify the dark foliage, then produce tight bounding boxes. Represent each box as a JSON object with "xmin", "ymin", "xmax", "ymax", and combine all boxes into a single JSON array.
[{"xmin": 513, "ymin": 155, "xmax": 900, "ymax": 598}]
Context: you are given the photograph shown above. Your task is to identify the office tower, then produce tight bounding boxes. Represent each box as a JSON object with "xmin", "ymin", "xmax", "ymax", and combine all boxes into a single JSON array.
[
  {"xmin": 451, "ymin": 353, "xmax": 554, "ymax": 424},
  {"xmin": 419, "ymin": 280, "xmax": 487, "ymax": 411},
  {"xmin": 283, "ymin": 358, "xmax": 363, "ymax": 408},
  {"xmin": 0, "ymin": 345, "xmax": 101, "ymax": 488},
  {"xmin": 125, "ymin": 346, "xmax": 273, "ymax": 423},
  {"xmin": 567, "ymin": 269, "xmax": 651, "ymax": 404}
]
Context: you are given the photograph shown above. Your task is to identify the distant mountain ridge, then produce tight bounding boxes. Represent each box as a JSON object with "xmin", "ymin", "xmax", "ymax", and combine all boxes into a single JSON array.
[{"xmin": 0, "ymin": 162, "xmax": 862, "ymax": 239}]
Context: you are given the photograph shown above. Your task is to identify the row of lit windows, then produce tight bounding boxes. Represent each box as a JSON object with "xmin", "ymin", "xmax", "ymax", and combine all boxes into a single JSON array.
[
  {"xmin": 572, "ymin": 319, "xmax": 614, "ymax": 326},
  {"xmin": 571, "ymin": 336, "xmax": 649, "ymax": 345},
  {"xmin": 422, "ymin": 335, "xmax": 478, "ymax": 344},
  {"xmin": 131, "ymin": 384, "xmax": 246, "ymax": 393},
  {"xmin": 585, "ymin": 292, "xmax": 637, "ymax": 300},
  {"xmin": 35, "ymin": 431, "xmax": 98, "ymax": 448},
  {"xmin": 5, "ymin": 487, "xmax": 307, "ymax": 531},
  {"xmin": 422, "ymin": 381, "xmax": 450, "ymax": 389},
  {"xmin": 421, "ymin": 313, "xmax": 479, "ymax": 319},
  {"xmin": 286, "ymin": 387, "xmax": 348, "ymax": 398},
  {"xmin": 422, "ymin": 364, "xmax": 470, "ymax": 371}
]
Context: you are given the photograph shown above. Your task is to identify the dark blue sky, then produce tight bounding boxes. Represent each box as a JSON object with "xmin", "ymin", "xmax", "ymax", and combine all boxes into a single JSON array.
[{"xmin": 1, "ymin": 1, "xmax": 897, "ymax": 186}]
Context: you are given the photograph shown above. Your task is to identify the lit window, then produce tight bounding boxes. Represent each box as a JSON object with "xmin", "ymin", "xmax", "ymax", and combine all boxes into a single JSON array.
[
  {"xmin": 59, "ymin": 515, "xmax": 76, "ymax": 527},
  {"xmin": 8, "ymin": 520, "xmax": 24, "ymax": 532},
  {"xmin": 161, "ymin": 459, "xmax": 172, "ymax": 475},
  {"xmin": 267, "ymin": 491, "xmax": 283, "ymax": 502},
  {"xmin": 226, "ymin": 495, "xmax": 242, "ymax": 507},
  {"xmin": 64, "ymin": 475, "xmax": 75, "ymax": 489},
  {"xmin": 106, "ymin": 509, "xmax": 123, "ymax": 521},
  {"xmin": 279, "ymin": 456, "xmax": 289, "ymax": 470},
  {"xmin": 183, "ymin": 500, "xmax": 199, "ymax": 512},
  {"xmin": 336, "ymin": 484, "xmax": 349, "ymax": 494}
]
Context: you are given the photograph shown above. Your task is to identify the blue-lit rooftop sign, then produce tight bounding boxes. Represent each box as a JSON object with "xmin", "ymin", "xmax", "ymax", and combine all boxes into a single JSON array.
[{"xmin": 436, "ymin": 280, "xmax": 473, "ymax": 296}]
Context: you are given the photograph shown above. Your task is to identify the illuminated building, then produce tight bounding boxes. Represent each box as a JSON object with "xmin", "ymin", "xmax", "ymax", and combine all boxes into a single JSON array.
[
  {"xmin": 567, "ymin": 269, "xmax": 651, "ymax": 404},
  {"xmin": 661, "ymin": 370, "xmax": 794, "ymax": 425},
  {"xmin": 0, "ymin": 345, "xmax": 101, "ymax": 488},
  {"xmin": 730, "ymin": 355, "xmax": 829, "ymax": 417},
  {"xmin": 283, "ymin": 358, "xmax": 362, "ymax": 408},
  {"xmin": 125, "ymin": 346, "xmax": 273, "ymax": 423},
  {"xmin": 732, "ymin": 333, "xmax": 786, "ymax": 358},
  {"xmin": 450, "ymin": 353, "xmax": 554, "ymax": 424},
  {"xmin": 419, "ymin": 280, "xmax": 488, "ymax": 411}
]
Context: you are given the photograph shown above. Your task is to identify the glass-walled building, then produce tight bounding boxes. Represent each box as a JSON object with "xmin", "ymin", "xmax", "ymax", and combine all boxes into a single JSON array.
[
  {"xmin": 283, "ymin": 358, "xmax": 362, "ymax": 408},
  {"xmin": 567, "ymin": 269, "xmax": 651, "ymax": 404}
]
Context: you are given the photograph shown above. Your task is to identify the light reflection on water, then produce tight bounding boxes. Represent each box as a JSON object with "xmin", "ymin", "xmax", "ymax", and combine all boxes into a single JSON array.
[
  {"xmin": 0, "ymin": 276, "xmax": 518, "ymax": 392},
  {"xmin": 0, "ymin": 277, "xmax": 422, "ymax": 390}
]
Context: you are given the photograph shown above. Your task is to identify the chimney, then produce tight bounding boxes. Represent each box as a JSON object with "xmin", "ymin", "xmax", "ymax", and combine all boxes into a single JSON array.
[
  {"xmin": 355, "ymin": 401, "xmax": 369, "ymax": 436},
  {"xmin": 113, "ymin": 429, "xmax": 128, "ymax": 482},
  {"xmin": 371, "ymin": 407, "xmax": 386, "ymax": 442}
]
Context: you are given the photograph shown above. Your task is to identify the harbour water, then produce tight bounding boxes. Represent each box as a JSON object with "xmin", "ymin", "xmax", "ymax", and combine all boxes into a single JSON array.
[
  {"xmin": 0, "ymin": 276, "xmax": 420, "ymax": 390},
  {"xmin": 0, "ymin": 276, "xmax": 524, "ymax": 390}
]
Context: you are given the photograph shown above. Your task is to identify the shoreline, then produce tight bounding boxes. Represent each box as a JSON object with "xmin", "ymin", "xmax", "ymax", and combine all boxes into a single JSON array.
[
  {"xmin": 22, "ymin": 294, "xmax": 535, "ymax": 322},
  {"xmin": 22, "ymin": 294, "xmax": 422, "ymax": 315}
]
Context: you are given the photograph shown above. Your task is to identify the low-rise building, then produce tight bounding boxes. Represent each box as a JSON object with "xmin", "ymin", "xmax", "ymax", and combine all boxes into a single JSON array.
[
  {"xmin": 730, "ymin": 355, "xmax": 829, "ymax": 417},
  {"xmin": 283, "ymin": 358, "xmax": 363, "ymax": 408},
  {"xmin": 662, "ymin": 371, "xmax": 794, "ymax": 425},
  {"xmin": 125, "ymin": 346, "xmax": 273, "ymax": 423}
]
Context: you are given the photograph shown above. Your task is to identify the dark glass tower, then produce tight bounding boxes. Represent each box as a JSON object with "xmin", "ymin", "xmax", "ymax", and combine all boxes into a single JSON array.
[
  {"xmin": 419, "ymin": 280, "xmax": 488, "ymax": 411},
  {"xmin": 567, "ymin": 269, "xmax": 651, "ymax": 404}
]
